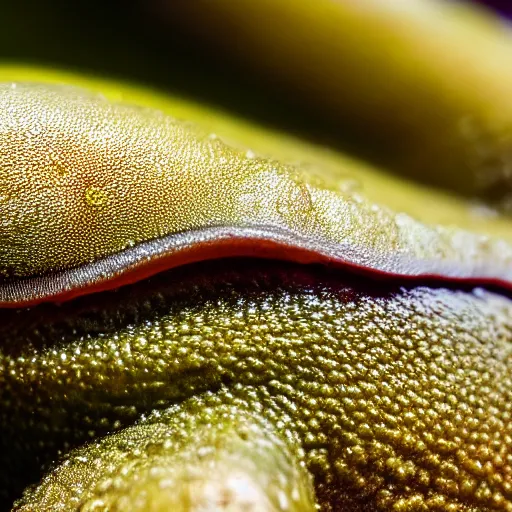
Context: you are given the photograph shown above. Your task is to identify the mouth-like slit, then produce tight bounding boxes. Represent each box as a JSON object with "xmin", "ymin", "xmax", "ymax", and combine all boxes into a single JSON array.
[
  {"xmin": 0, "ymin": 256, "xmax": 510, "ymax": 362},
  {"xmin": 2, "ymin": 224, "xmax": 512, "ymax": 309},
  {"xmin": 1, "ymin": 256, "xmax": 506, "ymax": 356},
  {"xmin": 0, "ymin": 258, "xmax": 382, "ymax": 353}
]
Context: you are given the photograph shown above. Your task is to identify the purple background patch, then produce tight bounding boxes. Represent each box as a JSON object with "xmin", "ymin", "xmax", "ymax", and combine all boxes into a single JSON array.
[{"xmin": 471, "ymin": 0, "xmax": 512, "ymax": 17}]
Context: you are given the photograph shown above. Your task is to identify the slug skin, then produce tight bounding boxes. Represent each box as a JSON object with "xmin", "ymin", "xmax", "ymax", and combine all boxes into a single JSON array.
[
  {"xmin": 1, "ymin": 84, "xmax": 512, "ymax": 307},
  {"xmin": 0, "ymin": 76, "xmax": 510, "ymax": 512}
]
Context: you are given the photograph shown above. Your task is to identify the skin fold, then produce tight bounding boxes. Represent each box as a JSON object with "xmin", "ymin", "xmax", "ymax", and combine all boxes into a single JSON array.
[
  {"xmin": 0, "ymin": 82, "xmax": 512, "ymax": 307},
  {"xmin": 0, "ymin": 73, "xmax": 509, "ymax": 511},
  {"xmin": 3, "ymin": 261, "xmax": 512, "ymax": 512},
  {"xmin": 1, "ymin": 1, "xmax": 512, "ymax": 511}
]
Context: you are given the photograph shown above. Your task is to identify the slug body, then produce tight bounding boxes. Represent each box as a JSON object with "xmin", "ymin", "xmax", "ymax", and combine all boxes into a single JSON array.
[
  {"xmin": 0, "ymin": 77, "xmax": 511, "ymax": 512},
  {"xmin": 0, "ymin": 84, "xmax": 512, "ymax": 307}
]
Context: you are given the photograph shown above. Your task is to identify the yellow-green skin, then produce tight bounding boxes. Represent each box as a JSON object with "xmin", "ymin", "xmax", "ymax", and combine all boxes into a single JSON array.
[
  {"xmin": 0, "ymin": 80, "xmax": 512, "ymax": 297},
  {"xmin": 0, "ymin": 67, "xmax": 509, "ymax": 512},
  {"xmin": 3, "ymin": 2, "xmax": 512, "ymax": 505},
  {"xmin": 3, "ymin": 260, "xmax": 512, "ymax": 512},
  {"xmin": 161, "ymin": 0, "xmax": 512, "ymax": 211}
]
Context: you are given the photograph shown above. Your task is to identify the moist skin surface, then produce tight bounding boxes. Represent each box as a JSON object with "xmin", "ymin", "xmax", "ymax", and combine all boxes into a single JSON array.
[
  {"xmin": 159, "ymin": 0, "xmax": 512, "ymax": 210},
  {"xmin": 4, "ymin": 259, "xmax": 512, "ymax": 511},
  {"xmin": 0, "ymin": 78, "xmax": 511, "ymax": 511},
  {"xmin": 0, "ymin": 84, "xmax": 512, "ymax": 308}
]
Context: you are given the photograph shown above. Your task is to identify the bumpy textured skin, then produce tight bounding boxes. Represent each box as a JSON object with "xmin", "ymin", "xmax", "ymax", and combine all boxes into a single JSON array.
[
  {"xmin": 0, "ymin": 74, "xmax": 511, "ymax": 512},
  {"xmin": 14, "ymin": 403, "xmax": 316, "ymax": 512},
  {"xmin": 3, "ymin": 261, "xmax": 512, "ymax": 511},
  {"xmin": 1, "ymin": 84, "xmax": 512, "ymax": 307}
]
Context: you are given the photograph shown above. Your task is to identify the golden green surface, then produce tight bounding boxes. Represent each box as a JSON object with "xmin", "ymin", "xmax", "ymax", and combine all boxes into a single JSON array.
[
  {"xmin": 1, "ymin": 0, "xmax": 512, "ymax": 510},
  {"xmin": 4, "ymin": 261, "xmax": 512, "ymax": 511},
  {"xmin": 0, "ymin": 76, "xmax": 511, "ymax": 288}
]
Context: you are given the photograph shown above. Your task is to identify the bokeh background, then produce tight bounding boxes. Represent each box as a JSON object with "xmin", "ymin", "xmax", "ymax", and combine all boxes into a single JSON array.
[
  {"xmin": 1, "ymin": 0, "xmax": 511, "ymax": 213},
  {"xmin": 0, "ymin": 0, "xmax": 507, "ymax": 140}
]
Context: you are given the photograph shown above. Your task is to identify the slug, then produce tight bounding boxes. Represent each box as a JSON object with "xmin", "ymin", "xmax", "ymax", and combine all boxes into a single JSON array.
[
  {"xmin": 1, "ymin": 83, "xmax": 512, "ymax": 308},
  {"xmin": 0, "ymin": 71, "xmax": 510, "ymax": 512}
]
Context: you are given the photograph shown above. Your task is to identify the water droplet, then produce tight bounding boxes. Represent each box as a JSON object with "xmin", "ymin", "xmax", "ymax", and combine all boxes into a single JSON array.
[
  {"xmin": 85, "ymin": 187, "xmax": 108, "ymax": 207},
  {"xmin": 277, "ymin": 179, "xmax": 313, "ymax": 225},
  {"xmin": 395, "ymin": 212, "xmax": 412, "ymax": 228},
  {"xmin": 28, "ymin": 124, "xmax": 42, "ymax": 136},
  {"xmin": 351, "ymin": 193, "xmax": 364, "ymax": 204},
  {"xmin": 246, "ymin": 149, "xmax": 256, "ymax": 159},
  {"xmin": 53, "ymin": 162, "xmax": 68, "ymax": 176},
  {"xmin": 83, "ymin": 498, "xmax": 107, "ymax": 511}
]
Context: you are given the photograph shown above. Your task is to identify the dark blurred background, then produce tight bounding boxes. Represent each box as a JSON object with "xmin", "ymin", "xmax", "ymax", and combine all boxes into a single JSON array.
[
  {"xmin": 1, "ymin": 0, "xmax": 511, "ymax": 212},
  {"xmin": 0, "ymin": 0, "xmax": 505, "ymax": 142},
  {"xmin": 0, "ymin": 0, "xmax": 315, "ymax": 133},
  {"xmin": 476, "ymin": 0, "xmax": 512, "ymax": 16}
]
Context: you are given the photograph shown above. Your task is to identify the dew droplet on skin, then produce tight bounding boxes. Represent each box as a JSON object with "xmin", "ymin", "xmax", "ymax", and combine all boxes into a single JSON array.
[
  {"xmin": 52, "ymin": 161, "xmax": 68, "ymax": 177},
  {"xmin": 85, "ymin": 187, "xmax": 108, "ymax": 207},
  {"xmin": 82, "ymin": 499, "xmax": 106, "ymax": 511},
  {"xmin": 277, "ymin": 179, "xmax": 313, "ymax": 225},
  {"xmin": 28, "ymin": 124, "xmax": 42, "ymax": 136},
  {"xmin": 351, "ymin": 193, "xmax": 364, "ymax": 204},
  {"xmin": 395, "ymin": 212, "xmax": 412, "ymax": 228},
  {"xmin": 287, "ymin": 162, "xmax": 327, "ymax": 190}
]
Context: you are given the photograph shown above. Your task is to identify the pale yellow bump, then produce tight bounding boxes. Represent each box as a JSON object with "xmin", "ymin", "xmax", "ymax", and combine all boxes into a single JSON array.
[
  {"xmin": 52, "ymin": 161, "xmax": 68, "ymax": 177},
  {"xmin": 85, "ymin": 187, "xmax": 108, "ymax": 208}
]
